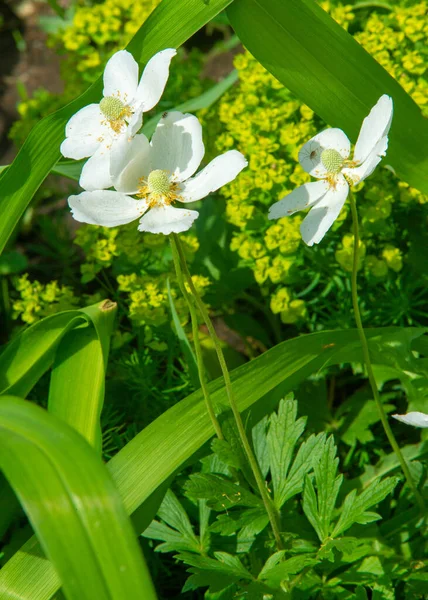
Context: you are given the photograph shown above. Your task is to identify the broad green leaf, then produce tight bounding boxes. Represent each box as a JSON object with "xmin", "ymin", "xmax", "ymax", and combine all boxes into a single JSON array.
[
  {"xmin": 332, "ymin": 477, "xmax": 398, "ymax": 538},
  {"xmin": 227, "ymin": 0, "xmax": 428, "ymax": 192},
  {"xmin": 0, "ymin": 302, "xmax": 113, "ymax": 398},
  {"xmin": 48, "ymin": 300, "xmax": 117, "ymax": 449},
  {"xmin": 302, "ymin": 436, "xmax": 342, "ymax": 542},
  {"xmin": 0, "ymin": 311, "xmax": 87, "ymax": 397},
  {"xmin": 3, "ymin": 327, "xmax": 427, "ymax": 598},
  {"xmin": 0, "ymin": 0, "xmax": 234, "ymax": 254},
  {"xmin": 167, "ymin": 279, "xmax": 199, "ymax": 389},
  {"xmin": 0, "ymin": 397, "xmax": 156, "ymax": 600}
]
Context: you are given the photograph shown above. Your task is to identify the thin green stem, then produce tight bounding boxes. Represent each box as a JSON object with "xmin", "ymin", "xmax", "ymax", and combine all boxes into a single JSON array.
[
  {"xmin": 349, "ymin": 191, "xmax": 424, "ymax": 513},
  {"xmin": 170, "ymin": 236, "xmax": 224, "ymax": 441},
  {"xmin": 173, "ymin": 233, "xmax": 284, "ymax": 550}
]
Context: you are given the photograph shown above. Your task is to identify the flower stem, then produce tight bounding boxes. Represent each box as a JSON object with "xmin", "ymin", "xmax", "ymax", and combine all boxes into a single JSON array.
[
  {"xmin": 173, "ymin": 233, "xmax": 284, "ymax": 549},
  {"xmin": 348, "ymin": 191, "xmax": 425, "ymax": 513},
  {"xmin": 170, "ymin": 236, "xmax": 224, "ymax": 441}
]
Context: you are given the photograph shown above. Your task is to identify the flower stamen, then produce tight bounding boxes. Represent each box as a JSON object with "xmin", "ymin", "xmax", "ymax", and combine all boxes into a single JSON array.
[
  {"xmin": 321, "ymin": 149, "xmax": 343, "ymax": 174},
  {"xmin": 100, "ymin": 95, "xmax": 133, "ymax": 134},
  {"xmin": 137, "ymin": 169, "xmax": 183, "ymax": 208}
]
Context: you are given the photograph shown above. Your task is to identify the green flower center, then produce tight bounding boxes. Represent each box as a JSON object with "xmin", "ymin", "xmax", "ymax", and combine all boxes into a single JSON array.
[
  {"xmin": 147, "ymin": 170, "xmax": 171, "ymax": 196},
  {"xmin": 321, "ymin": 149, "xmax": 343, "ymax": 174},
  {"xmin": 100, "ymin": 96, "xmax": 126, "ymax": 120}
]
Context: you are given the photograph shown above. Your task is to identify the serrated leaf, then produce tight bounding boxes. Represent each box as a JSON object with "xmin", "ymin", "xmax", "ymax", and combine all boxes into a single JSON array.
[
  {"xmin": 142, "ymin": 489, "xmax": 201, "ymax": 554},
  {"xmin": 279, "ymin": 432, "xmax": 326, "ymax": 507},
  {"xmin": 332, "ymin": 477, "xmax": 398, "ymax": 537},
  {"xmin": 211, "ymin": 438, "xmax": 242, "ymax": 470},
  {"xmin": 178, "ymin": 551, "xmax": 252, "ymax": 593},
  {"xmin": 302, "ymin": 436, "xmax": 342, "ymax": 542},
  {"xmin": 210, "ymin": 506, "xmax": 267, "ymax": 537},
  {"xmin": 258, "ymin": 554, "xmax": 320, "ymax": 587},
  {"xmin": 185, "ymin": 473, "xmax": 262, "ymax": 511},
  {"xmin": 252, "ymin": 415, "xmax": 269, "ymax": 479},
  {"xmin": 267, "ymin": 397, "xmax": 307, "ymax": 508}
]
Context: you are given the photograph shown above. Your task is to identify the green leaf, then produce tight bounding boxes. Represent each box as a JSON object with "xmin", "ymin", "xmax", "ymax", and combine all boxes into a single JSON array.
[
  {"xmin": 227, "ymin": 0, "xmax": 428, "ymax": 192},
  {"xmin": 0, "ymin": 311, "xmax": 87, "ymax": 397},
  {"xmin": 179, "ymin": 551, "xmax": 252, "ymax": 593},
  {"xmin": 142, "ymin": 490, "xmax": 201, "ymax": 554},
  {"xmin": 167, "ymin": 279, "xmax": 199, "ymax": 389},
  {"xmin": 0, "ymin": 251, "xmax": 28, "ymax": 275},
  {"xmin": 48, "ymin": 300, "xmax": 117, "ymax": 449},
  {"xmin": 332, "ymin": 476, "xmax": 398, "ymax": 537},
  {"xmin": 0, "ymin": 396, "xmax": 156, "ymax": 600},
  {"xmin": 185, "ymin": 473, "xmax": 262, "ymax": 510},
  {"xmin": 267, "ymin": 396, "xmax": 306, "ymax": 508},
  {"xmin": 0, "ymin": 302, "xmax": 113, "ymax": 399},
  {"xmin": 302, "ymin": 436, "xmax": 343, "ymax": 543},
  {"xmin": 0, "ymin": 0, "xmax": 234, "ymax": 254},
  {"xmin": 210, "ymin": 506, "xmax": 267, "ymax": 537},
  {"xmin": 3, "ymin": 327, "xmax": 426, "ymax": 598},
  {"xmin": 258, "ymin": 554, "xmax": 320, "ymax": 587}
]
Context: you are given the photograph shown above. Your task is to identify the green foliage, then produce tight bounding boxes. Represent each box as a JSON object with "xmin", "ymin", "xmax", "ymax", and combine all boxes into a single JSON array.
[{"xmin": 142, "ymin": 396, "xmax": 415, "ymax": 598}]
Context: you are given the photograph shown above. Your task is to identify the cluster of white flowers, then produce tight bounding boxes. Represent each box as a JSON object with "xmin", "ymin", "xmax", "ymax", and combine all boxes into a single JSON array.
[{"xmin": 61, "ymin": 49, "xmax": 247, "ymax": 234}]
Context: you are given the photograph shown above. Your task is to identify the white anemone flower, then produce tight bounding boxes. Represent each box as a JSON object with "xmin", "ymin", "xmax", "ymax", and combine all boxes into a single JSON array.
[
  {"xmin": 68, "ymin": 111, "xmax": 247, "ymax": 235},
  {"xmin": 392, "ymin": 412, "xmax": 428, "ymax": 428},
  {"xmin": 268, "ymin": 95, "xmax": 393, "ymax": 246},
  {"xmin": 60, "ymin": 48, "xmax": 176, "ymax": 191}
]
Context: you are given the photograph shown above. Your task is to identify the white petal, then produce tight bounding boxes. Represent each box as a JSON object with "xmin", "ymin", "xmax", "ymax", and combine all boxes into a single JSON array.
[
  {"xmin": 110, "ymin": 133, "xmax": 151, "ymax": 191},
  {"xmin": 79, "ymin": 144, "xmax": 112, "ymax": 191},
  {"xmin": 268, "ymin": 180, "xmax": 329, "ymax": 220},
  {"xmin": 343, "ymin": 136, "xmax": 388, "ymax": 184},
  {"xmin": 392, "ymin": 412, "xmax": 428, "ymax": 428},
  {"xmin": 133, "ymin": 48, "xmax": 177, "ymax": 112},
  {"xmin": 299, "ymin": 128, "xmax": 351, "ymax": 178},
  {"xmin": 150, "ymin": 111, "xmax": 204, "ymax": 182},
  {"xmin": 69, "ymin": 190, "xmax": 147, "ymax": 227},
  {"xmin": 60, "ymin": 135, "xmax": 101, "ymax": 161},
  {"xmin": 353, "ymin": 95, "xmax": 393, "ymax": 165},
  {"xmin": 103, "ymin": 50, "xmax": 139, "ymax": 103},
  {"xmin": 300, "ymin": 175, "xmax": 349, "ymax": 246},
  {"xmin": 138, "ymin": 204, "xmax": 199, "ymax": 234},
  {"xmin": 180, "ymin": 150, "xmax": 247, "ymax": 202},
  {"xmin": 61, "ymin": 104, "xmax": 105, "ymax": 159},
  {"xmin": 126, "ymin": 110, "xmax": 144, "ymax": 137}
]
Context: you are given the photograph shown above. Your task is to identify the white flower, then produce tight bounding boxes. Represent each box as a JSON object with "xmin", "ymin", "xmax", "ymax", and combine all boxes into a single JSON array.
[
  {"xmin": 268, "ymin": 95, "xmax": 393, "ymax": 246},
  {"xmin": 68, "ymin": 111, "xmax": 247, "ymax": 235},
  {"xmin": 60, "ymin": 48, "xmax": 176, "ymax": 191},
  {"xmin": 392, "ymin": 412, "xmax": 428, "ymax": 428}
]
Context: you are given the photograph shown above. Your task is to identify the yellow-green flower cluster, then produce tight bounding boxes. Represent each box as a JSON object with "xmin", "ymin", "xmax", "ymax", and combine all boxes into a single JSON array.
[
  {"xmin": 12, "ymin": 274, "xmax": 78, "ymax": 324},
  {"xmin": 72, "ymin": 222, "xmax": 205, "ymax": 333},
  {"xmin": 51, "ymin": 0, "xmax": 160, "ymax": 90},
  {"xmin": 205, "ymin": 2, "xmax": 428, "ymax": 326}
]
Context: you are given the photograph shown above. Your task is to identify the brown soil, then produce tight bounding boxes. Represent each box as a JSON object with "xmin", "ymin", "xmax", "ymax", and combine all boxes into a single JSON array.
[{"xmin": 0, "ymin": 0, "xmax": 63, "ymax": 164}]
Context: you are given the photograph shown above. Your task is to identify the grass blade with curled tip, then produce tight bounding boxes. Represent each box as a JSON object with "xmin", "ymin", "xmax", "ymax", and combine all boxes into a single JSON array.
[{"xmin": 48, "ymin": 300, "xmax": 117, "ymax": 450}]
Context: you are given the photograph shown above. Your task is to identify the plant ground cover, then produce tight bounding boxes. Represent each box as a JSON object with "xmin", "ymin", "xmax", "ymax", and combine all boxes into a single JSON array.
[{"xmin": 0, "ymin": 0, "xmax": 427, "ymax": 598}]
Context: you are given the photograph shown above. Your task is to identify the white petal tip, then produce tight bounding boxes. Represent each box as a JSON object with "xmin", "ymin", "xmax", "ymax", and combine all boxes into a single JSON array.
[{"xmin": 392, "ymin": 412, "xmax": 428, "ymax": 428}]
